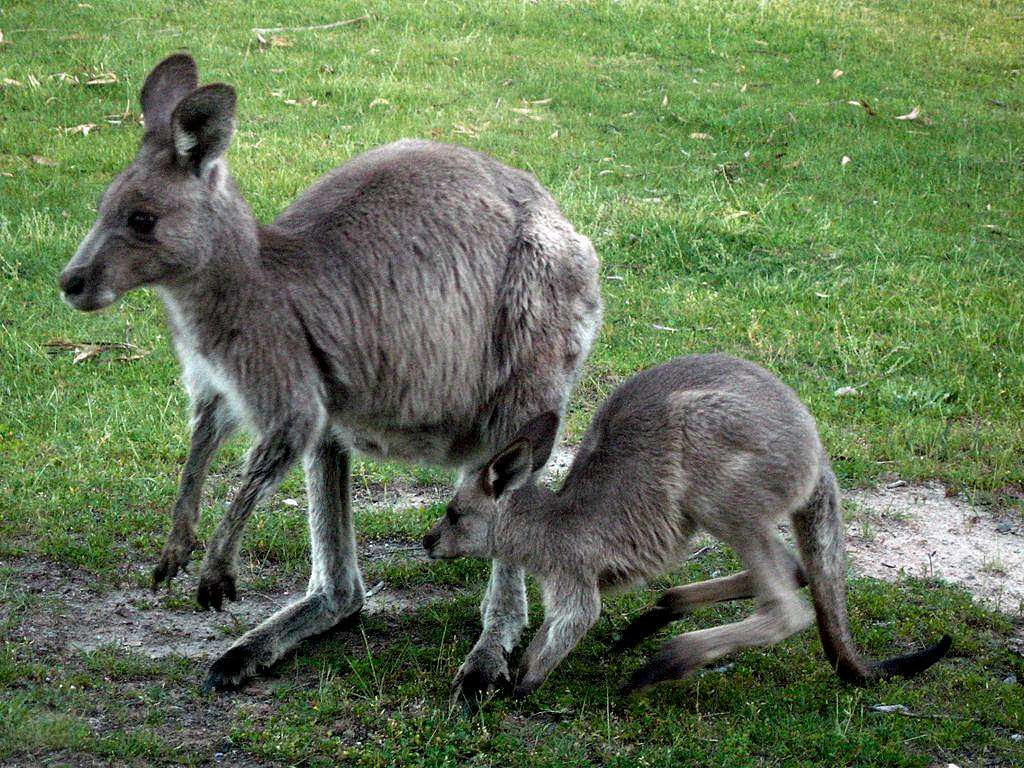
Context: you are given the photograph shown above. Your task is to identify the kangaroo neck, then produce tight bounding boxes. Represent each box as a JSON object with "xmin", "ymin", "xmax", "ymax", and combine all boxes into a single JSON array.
[{"xmin": 493, "ymin": 485, "xmax": 564, "ymax": 568}]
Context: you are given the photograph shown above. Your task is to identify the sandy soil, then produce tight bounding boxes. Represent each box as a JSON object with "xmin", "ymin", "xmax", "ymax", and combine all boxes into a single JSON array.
[{"xmin": 846, "ymin": 481, "xmax": 1024, "ymax": 614}]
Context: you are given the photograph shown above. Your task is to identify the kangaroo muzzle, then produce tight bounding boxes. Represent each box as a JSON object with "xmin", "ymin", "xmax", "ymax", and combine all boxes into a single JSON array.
[{"xmin": 60, "ymin": 225, "xmax": 118, "ymax": 312}]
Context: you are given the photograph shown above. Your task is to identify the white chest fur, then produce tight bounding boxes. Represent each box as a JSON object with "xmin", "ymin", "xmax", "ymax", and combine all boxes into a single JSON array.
[{"xmin": 158, "ymin": 289, "xmax": 251, "ymax": 425}]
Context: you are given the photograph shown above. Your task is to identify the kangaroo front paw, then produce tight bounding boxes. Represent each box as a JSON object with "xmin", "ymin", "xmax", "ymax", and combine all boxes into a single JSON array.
[
  {"xmin": 511, "ymin": 675, "xmax": 543, "ymax": 699},
  {"xmin": 204, "ymin": 641, "xmax": 267, "ymax": 692},
  {"xmin": 152, "ymin": 534, "xmax": 196, "ymax": 590},
  {"xmin": 452, "ymin": 646, "xmax": 511, "ymax": 712},
  {"xmin": 196, "ymin": 566, "xmax": 237, "ymax": 611}
]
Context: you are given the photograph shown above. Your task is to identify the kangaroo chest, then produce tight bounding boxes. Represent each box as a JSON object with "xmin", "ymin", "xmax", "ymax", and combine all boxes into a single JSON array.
[{"xmin": 159, "ymin": 291, "xmax": 251, "ymax": 423}]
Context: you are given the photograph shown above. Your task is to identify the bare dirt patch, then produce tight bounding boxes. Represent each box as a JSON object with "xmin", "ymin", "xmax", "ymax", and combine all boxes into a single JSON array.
[
  {"xmin": 845, "ymin": 481, "xmax": 1024, "ymax": 614},
  {"xmin": 2, "ymin": 548, "xmax": 447, "ymax": 663}
]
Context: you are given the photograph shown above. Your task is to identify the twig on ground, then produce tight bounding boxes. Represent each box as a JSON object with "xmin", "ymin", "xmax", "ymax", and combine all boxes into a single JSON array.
[
  {"xmin": 252, "ymin": 14, "xmax": 371, "ymax": 37},
  {"xmin": 43, "ymin": 339, "xmax": 150, "ymax": 363}
]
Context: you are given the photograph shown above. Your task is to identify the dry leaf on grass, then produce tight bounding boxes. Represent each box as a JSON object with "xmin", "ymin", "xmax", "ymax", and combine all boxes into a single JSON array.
[
  {"xmin": 30, "ymin": 155, "xmax": 57, "ymax": 166},
  {"xmin": 841, "ymin": 155, "xmax": 851, "ymax": 166},
  {"xmin": 43, "ymin": 339, "xmax": 150, "ymax": 364},
  {"xmin": 85, "ymin": 71, "xmax": 118, "ymax": 86},
  {"xmin": 2, "ymin": 78, "xmax": 23, "ymax": 87},
  {"xmin": 831, "ymin": 69, "xmax": 844, "ymax": 79},
  {"xmin": 63, "ymin": 123, "xmax": 97, "ymax": 136},
  {"xmin": 895, "ymin": 106, "xmax": 921, "ymax": 121},
  {"xmin": 689, "ymin": 132, "xmax": 711, "ymax": 140},
  {"xmin": 452, "ymin": 123, "xmax": 479, "ymax": 139},
  {"xmin": 652, "ymin": 324, "xmax": 679, "ymax": 333},
  {"xmin": 528, "ymin": 98, "xmax": 552, "ymax": 105},
  {"xmin": 255, "ymin": 30, "xmax": 292, "ymax": 48},
  {"xmin": 847, "ymin": 98, "xmax": 876, "ymax": 116},
  {"xmin": 368, "ymin": 97, "xmax": 390, "ymax": 108}
]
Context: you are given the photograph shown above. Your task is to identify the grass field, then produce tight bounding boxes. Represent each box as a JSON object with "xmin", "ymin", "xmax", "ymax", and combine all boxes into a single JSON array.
[{"xmin": 1, "ymin": 0, "xmax": 1023, "ymax": 765}]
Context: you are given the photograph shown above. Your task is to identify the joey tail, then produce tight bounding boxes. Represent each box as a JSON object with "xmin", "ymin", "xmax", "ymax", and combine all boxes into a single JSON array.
[{"xmin": 791, "ymin": 462, "xmax": 951, "ymax": 685}]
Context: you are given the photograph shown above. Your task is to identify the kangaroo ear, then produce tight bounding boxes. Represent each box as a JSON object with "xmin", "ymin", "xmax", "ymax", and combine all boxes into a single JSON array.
[
  {"xmin": 140, "ymin": 53, "xmax": 199, "ymax": 133},
  {"xmin": 511, "ymin": 411, "xmax": 560, "ymax": 472},
  {"xmin": 171, "ymin": 83, "xmax": 236, "ymax": 177},
  {"xmin": 483, "ymin": 440, "xmax": 533, "ymax": 499}
]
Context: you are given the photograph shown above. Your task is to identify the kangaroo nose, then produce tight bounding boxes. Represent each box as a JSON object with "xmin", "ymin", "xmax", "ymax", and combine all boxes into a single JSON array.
[
  {"xmin": 60, "ymin": 271, "xmax": 86, "ymax": 297},
  {"xmin": 422, "ymin": 530, "xmax": 440, "ymax": 553}
]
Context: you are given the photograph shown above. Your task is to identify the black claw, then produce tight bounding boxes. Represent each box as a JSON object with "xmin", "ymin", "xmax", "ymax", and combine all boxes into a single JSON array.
[
  {"xmin": 511, "ymin": 680, "xmax": 538, "ymax": 700},
  {"xmin": 614, "ymin": 606, "xmax": 676, "ymax": 651},
  {"xmin": 621, "ymin": 648, "xmax": 693, "ymax": 695},
  {"xmin": 453, "ymin": 650, "xmax": 511, "ymax": 714},
  {"xmin": 196, "ymin": 582, "xmax": 219, "ymax": 611},
  {"xmin": 204, "ymin": 645, "xmax": 253, "ymax": 693}
]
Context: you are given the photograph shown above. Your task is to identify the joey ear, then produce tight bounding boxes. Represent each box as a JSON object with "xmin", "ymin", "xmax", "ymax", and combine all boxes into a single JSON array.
[
  {"xmin": 140, "ymin": 53, "xmax": 199, "ymax": 133},
  {"xmin": 171, "ymin": 83, "xmax": 236, "ymax": 177},
  {"xmin": 483, "ymin": 440, "xmax": 533, "ymax": 499},
  {"xmin": 511, "ymin": 411, "xmax": 560, "ymax": 472}
]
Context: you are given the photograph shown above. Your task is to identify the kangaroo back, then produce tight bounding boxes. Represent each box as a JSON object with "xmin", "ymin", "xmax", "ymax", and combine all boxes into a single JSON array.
[{"xmin": 791, "ymin": 462, "xmax": 951, "ymax": 684}]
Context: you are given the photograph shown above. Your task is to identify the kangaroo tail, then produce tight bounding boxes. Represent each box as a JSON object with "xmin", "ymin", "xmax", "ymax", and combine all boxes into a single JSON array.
[{"xmin": 791, "ymin": 462, "xmax": 951, "ymax": 685}]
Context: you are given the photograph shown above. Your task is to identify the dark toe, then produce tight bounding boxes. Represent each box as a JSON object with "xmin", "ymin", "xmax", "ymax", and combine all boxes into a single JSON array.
[
  {"xmin": 621, "ymin": 648, "xmax": 692, "ymax": 695},
  {"xmin": 204, "ymin": 645, "xmax": 253, "ymax": 693},
  {"xmin": 614, "ymin": 606, "xmax": 676, "ymax": 651}
]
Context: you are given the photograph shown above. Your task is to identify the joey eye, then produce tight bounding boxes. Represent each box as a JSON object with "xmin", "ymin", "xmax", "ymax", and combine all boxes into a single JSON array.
[
  {"xmin": 445, "ymin": 505, "xmax": 461, "ymax": 525},
  {"xmin": 128, "ymin": 211, "xmax": 157, "ymax": 236}
]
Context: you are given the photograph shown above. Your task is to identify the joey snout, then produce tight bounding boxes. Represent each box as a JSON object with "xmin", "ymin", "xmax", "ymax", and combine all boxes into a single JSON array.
[
  {"xmin": 422, "ymin": 526, "xmax": 442, "ymax": 558},
  {"xmin": 422, "ymin": 521, "xmax": 456, "ymax": 559}
]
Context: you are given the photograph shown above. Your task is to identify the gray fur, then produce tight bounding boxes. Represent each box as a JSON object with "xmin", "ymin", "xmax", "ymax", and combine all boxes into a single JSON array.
[
  {"xmin": 59, "ymin": 54, "xmax": 601, "ymax": 696},
  {"xmin": 424, "ymin": 354, "xmax": 949, "ymax": 696}
]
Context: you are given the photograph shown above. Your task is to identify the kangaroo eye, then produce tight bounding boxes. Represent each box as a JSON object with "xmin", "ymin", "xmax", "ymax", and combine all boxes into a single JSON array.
[
  {"xmin": 445, "ymin": 506, "xmax": 461, "ymax": 524},
  {"xmin": 128, "ymin": 211, "xmax": 157, "ymax": 236}
]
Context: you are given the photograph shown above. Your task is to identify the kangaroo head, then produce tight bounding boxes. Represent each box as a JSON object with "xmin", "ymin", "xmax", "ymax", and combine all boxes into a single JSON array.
[
  {"xmin": 59, "ymin": 53, "xmax": 249, "ymax": 312},
  {"xmin": 423, "ymin": 412, "xmax": 559, "ymax": 560}
]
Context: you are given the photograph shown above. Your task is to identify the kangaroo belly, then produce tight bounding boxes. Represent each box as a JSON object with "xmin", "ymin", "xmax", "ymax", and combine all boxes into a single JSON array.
[{"xmin": 330, "ymin": 415, "xmax": 483, "ymax": 468}]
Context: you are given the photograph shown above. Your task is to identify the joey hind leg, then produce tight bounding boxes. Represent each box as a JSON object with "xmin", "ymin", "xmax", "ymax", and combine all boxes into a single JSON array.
[
  {"xmin": 514, "ymin": 583, "xmax": 600, "ymax": 698},
  {"xmin": 624, "ymin": 530, "xmax": 811, "ymax": 693},
  {"xmin": 615, "ymin": 540, "xmax": 806, "ymax": 651},
  {"xmin": 206, "ymin": 438, "xmax": 364, "ymax": 691},
  {"xmin": 153, "ymin": 394, "xmax": 237, "ymax": 589}
]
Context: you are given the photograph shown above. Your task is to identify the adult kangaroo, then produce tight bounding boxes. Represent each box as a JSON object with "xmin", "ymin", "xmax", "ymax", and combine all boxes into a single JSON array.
[{"xmin": 59, "ymin": 53, "xmax": 602, "ymax": 698}]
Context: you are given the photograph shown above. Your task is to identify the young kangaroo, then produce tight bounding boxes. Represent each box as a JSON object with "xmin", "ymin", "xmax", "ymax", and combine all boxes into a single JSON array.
[
  {"xmin": 59, "ymin": 54, "xmax": 601, "ymax": 698},
  {"xmin": 423, "ymin": 354, "xmax": 950, "ymax": 696}
]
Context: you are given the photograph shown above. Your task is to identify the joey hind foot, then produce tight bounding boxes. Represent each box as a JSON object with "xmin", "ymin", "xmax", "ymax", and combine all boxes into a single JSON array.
[
  {"xmin": 613, "ymin": 606, "xmax": 677, "ymax": 651},
  {"xmin": 621, "ymin": 640, "xmax": 702, "ymax": 695},
  {"xmin": 452, "ymin": 646, "xmax": 511, "ymax": 712},
  {"xmin": 152, "ymin": 533, "xmax": 196, "ymax": 590},
  {"xmin": 196, "ymin": 564, "xmax": 238, "ymax": 611},
  {"xmin": 511, "ymin": 671, "xmax": 544, "ymax": 699}
]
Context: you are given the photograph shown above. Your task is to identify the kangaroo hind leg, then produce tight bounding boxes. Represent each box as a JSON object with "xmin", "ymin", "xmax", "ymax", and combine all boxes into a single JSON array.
[
  {"xmin": 615, "ymin": 537, "xmax": 805, "ymax": 651},
  {"xmin": 623, "ymin": 528, "xmax": 811, "ymax": 693}
]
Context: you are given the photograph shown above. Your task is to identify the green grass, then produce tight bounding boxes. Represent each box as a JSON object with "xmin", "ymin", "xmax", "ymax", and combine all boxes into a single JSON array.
[{"xmin": 1, "ymin": 0, "xmax": 1022, "ymax": 765}]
